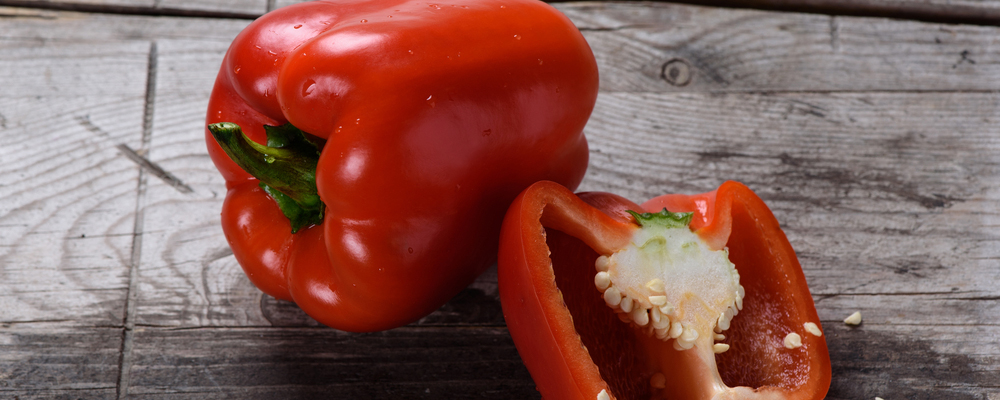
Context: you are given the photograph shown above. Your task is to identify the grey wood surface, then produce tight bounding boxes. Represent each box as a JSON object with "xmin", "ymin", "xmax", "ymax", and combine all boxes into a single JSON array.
[
  {"xmin": 7, "ymin": 0, "xmax": 1000, "ymax": 22},
  {"xmin": 683, "ymin": 0, "xmax": 1000, "ymax": 24},
  {"xmin": 1, "ymin": 1, "xmax": 999, "ymax": 399}
]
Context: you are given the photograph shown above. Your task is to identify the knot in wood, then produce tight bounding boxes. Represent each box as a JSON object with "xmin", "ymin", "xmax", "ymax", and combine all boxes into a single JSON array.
[{"xmin": 661, "ymin": 58, "xmax": 692, "ymax": 86}]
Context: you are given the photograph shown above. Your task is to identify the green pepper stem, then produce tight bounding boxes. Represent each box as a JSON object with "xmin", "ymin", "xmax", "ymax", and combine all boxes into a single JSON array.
[
  {"xmin": 208, "ymin": 122, "xmax": 325, "ymax": 233},
  {"xmin": 626, "ymin": 208, "xmax": 693, "ymax": 229}
]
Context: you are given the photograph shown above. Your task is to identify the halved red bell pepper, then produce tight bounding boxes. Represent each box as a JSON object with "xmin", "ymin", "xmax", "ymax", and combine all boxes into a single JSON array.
[
  {"xmin": 204, "ymin": 0, "xmax": 597, "ymax": 331},
  {"xmin": 498, "ymin": 180, "xmax": 830, "ymax": 399}
]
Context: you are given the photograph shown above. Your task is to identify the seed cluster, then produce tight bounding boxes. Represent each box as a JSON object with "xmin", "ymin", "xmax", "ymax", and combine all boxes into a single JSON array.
[{"xmin": 594, "ymin": 254, "xmax": 745, "ymax": 352}]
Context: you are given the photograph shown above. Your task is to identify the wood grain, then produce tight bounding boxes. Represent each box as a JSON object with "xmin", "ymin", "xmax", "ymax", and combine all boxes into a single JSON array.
[
  {"xmin": 0, "ymin": 6, "xmax": 251, "ymax": 41},
  {"xmin": 0, "ymin": 38, "xmax": 149, "ymax": 327},
  {"xmin": 0, "ymin": 327, "xmax": 121, "ymax": 396},
  {"xmin": 125, "ymin": 327, "xmax": 535, "ymax": 398},
  {"xmin": 0, "ymin": 0, "xmax": 268, "ymax": 17},
  {"xmin": 1, "ymin": 1, "xmax": 999, "ymax": 399},
  {"xmin": 8, "ymin": 0, "xmax": 1000, "ymax": 24},
  {"xmin": 564, "ymin": 2, "xmax": 1000, "ymax": 92},
  {"xmin": 824, "ymin": 323, "xmax": 1000, "ymax": 399},
  {"xmin": 683, "ymin": 0, "xmax": 1000, "ymax": 25}
]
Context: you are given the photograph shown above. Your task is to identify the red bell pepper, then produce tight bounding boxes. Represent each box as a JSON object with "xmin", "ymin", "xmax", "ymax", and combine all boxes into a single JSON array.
[
  {"xmin": 204, "ymin": 0, "xmax": 597, "ymax": 331},
  {"xmin": 498, "ymin": 181, "xmax": 830, "ymax": 400}
]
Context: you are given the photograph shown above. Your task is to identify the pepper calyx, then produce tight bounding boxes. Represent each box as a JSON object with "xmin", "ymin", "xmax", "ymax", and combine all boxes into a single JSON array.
[
  {"xmin": 208, "ymin": 121, "xmax": 325, "ymax": 233},
  {"xmin": 626, "ymin": 208, "xmax": 693, "ymax": 229}
]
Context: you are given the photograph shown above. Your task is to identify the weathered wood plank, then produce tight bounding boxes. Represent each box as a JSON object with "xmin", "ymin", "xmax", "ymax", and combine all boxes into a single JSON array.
[
  {"xmin": 0, "ymin": 38, "xmax": 153, "ymax": 327},
  {"xmin": 4, "ymin": 0, "xmax": 157, "ymax": 9},
  {"xmin": 124, "ymin": 326, "xmax": 537, "ymax": 398},
  {"xmin": 9, "ymin": 0, "xmax": 1000, "ymax": 24},
  {"xmin": 562, "ymin": 2, "xmax": 1000, "ymax": 93},
  {"xmin": 0, "ymin": 6, "xmax": 250, "ymax": 42},
  {"xmin": 155, "ymin": 0, "xmax": 266, "ymax": 15},
  {"xmin": 824, "ymin": 323, "xmax": 1000, "ymax": 399},
  {"xmin": 274, "ymin": 0, "xmax": 1000, "ymax": 25},
  {"xmin": 132, "ymin": 38, "xmax": 248, "ymax": 328},
  {"xmin": 0, "ymin": 0, "xmax": 268, "ymax": 17},
  {"xmin": 0, "ymin": 327, "xmax": 122, "ymax": 396},
  {"xmin": 688, "ymin": 0, "xmax": 1000, "ymax": 24},
  {"xmin": 8, "ymin": 3, "xmax": 1000, "ymax": 93}
]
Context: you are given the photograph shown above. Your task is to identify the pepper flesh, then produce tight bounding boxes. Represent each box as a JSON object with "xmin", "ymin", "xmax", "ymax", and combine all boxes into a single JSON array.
[
  {"xmin": 497, "ymin": 181, "xmax": 831, "ymax": 400},
  {"xmin": 205, "ymin": 0, "xmax": 597, "ymax": 331}
]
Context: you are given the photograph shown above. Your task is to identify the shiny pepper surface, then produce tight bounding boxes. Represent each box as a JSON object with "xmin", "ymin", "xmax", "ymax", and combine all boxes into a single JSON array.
[{"xmin": 205, "ymin": 0, "xmax": 597, "ymax": 331}]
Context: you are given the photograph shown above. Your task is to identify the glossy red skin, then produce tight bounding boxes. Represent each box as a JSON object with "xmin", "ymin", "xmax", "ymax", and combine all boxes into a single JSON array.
[
  {"xmin": 498, "ymin": 181, "xmax": 831, "ymax": 400},
  {"xmin": 206, "ymin": 0, "xmax": 597, "ymax": 331}
]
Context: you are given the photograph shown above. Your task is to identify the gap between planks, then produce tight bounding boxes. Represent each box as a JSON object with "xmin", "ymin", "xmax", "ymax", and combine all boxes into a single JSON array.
[{"xmin": 116, "ymin": 40, "xmax": 158, "ymax": 400}]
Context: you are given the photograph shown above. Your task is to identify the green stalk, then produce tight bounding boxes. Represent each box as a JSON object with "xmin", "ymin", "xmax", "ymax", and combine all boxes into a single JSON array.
[
  {"xmin": 626, "ymin": 208, "xmax": 693, "ymax": 229},
  {"xmin": 208, "ymin": 122, "xmax": 325, "ymax": 233}
]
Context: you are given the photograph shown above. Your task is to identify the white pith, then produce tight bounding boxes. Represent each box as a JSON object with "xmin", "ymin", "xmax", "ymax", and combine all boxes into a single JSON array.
[{"xmin": 593, "ymin": 222, "xmax": 744, "ymax": 352}]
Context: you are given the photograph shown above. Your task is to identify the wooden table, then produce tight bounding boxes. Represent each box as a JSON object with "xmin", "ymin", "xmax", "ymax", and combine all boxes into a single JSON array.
[{"xmin": 2, "ymin": 0, "xmax": 998, "ymax": 398}]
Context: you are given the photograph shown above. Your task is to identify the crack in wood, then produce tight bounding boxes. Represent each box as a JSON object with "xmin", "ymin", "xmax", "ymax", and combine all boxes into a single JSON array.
[
  {"xmin": 817, "ymin": 291, "xmax": 978, "ymax": 297},
  {"xmin": 953, "ymin": 49, "xmax": 976, "ymax": 69},
  {"xmin": 577, "ymin": 25, "xmax": 645, "ymax": 32},
  {"xmin": 948, "ymin": 296, "xmax": 1000, "ymax": 301},
  {"xmin": 829, "ymin": 16, "xmax": 840, "ymax": 53},
  {"xmin": 75, "ymin": 116, "xmax": 193, "ymax": 194},
  {"xmin": 76, "ymin": 76, "xmax": 194, "ymax": 194},
  {"xmin": 0, "ymin": 6, "xmax": 58, "ymax": 19},
  {"xmin": 115, "ymin": 40, "xmax": 158, "ymax": 400},
  {"xmin": 116, "ymin": 144, "xmax": 194, "ymax": 194}
]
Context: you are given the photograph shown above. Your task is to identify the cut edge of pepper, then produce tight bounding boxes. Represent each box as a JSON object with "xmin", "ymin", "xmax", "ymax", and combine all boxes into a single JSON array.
[{"xmin": 499, "ymin": 181, "xmax": 634, "ymax": 400}]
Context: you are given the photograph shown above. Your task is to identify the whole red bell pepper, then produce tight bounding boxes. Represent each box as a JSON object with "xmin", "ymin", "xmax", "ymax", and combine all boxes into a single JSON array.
[
  {"xmin": 204, "ymin": 0, "xmax": 597, "ymax": 332},
  {"xmin": 498, "ymin": 181, "xmax": 831, "ymax": 399}
]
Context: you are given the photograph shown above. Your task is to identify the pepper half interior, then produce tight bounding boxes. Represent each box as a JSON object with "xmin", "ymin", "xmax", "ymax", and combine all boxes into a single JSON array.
[{"xmin": 545, "ymin": 199, "xmax": 815, "ymax": 400}]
